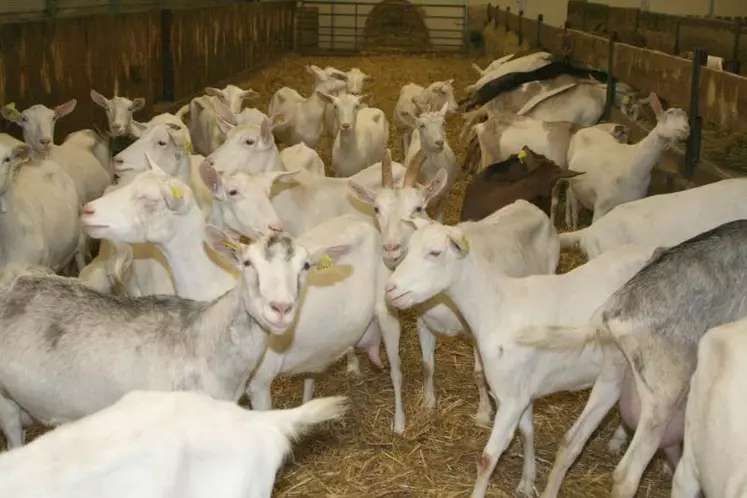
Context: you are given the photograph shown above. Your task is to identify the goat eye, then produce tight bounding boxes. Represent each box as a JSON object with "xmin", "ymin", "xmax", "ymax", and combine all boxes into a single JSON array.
[
  {"xmin": 428, "ymin": 250, "xmax": 442, "ymax": 257},
  {"xmin": 3, "ymin": 157, "xmax": 10, "ymax": 163},
  {"xmin": 414, "ymin": 206, "xmax": 423, "ymax": 213},
  {"xmin": 303, "ymin": 261, "xmax": 310, "ymax": 271},
  {"xmin": 20, "ymin": 116, "xmax": 27, "ymax": 122},
  {"xmin": 228, "ymin": 189, "xmax": 238, "ymax": 196},
  {"xmin": 243, "ymin": 260, "xmax": 251, "ymax": 267},
  {"xmin": 245, "ymin": 139, "xmax": 255, "ymax": 146},
  {"xmin": 373, "ymin": 206, "xmax": 380, "ymax": 214},
  {"xmin": 419, "ymin": 124, "xmax": 425, "ymax": 129},
  {"xmin": 157, "ymin": 140, "xmax": 167, "ymax": 146}
]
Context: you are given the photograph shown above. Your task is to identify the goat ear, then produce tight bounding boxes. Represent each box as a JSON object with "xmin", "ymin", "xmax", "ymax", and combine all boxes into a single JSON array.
[
  {"xmin": 649, "ymin": 93, "xmax": 664, "ymax": 118},
  {"xmin": 402, "ymin": 216, "xmax": 431, "ymax": 231},
  {"xmin": 130, "ymin": 97, "xmax": 146, "ymax": 113},
  {"xmin": 438, "ymin": 101, "xmax": 449, "ymax": 116},
  {"xmin": 204, "ymin": 87, "xmax": 223, "ymax": 99},
  {"xmin": 363, "ymin": 74, "xmax": 374, "ymax": 84},
  {"xmin": 308, "ymin": 244, "xmax": 353, "ymax": 269},
  {"xmin": 612, "ymin": 124, "xmax": 630, "ymax": 144},
  {"xmin": 161, "ymin": 180, "xmax": 189, "ymax": 212},
  {"xmin": 316, "ymin": 91, "xmax": 335, "ymax": 105},
  {"xmin": 558, "ymin": 169, "xmax": 584, "ymax": 179},
  {"xmin": 205, "ymin": 224, "xmax": 244, "ymax": 267},
  {"xmin": 260, "ymin": 116, "xmax": 275, "ymax": 143},
  {"xmin": 216, "ymin": 115, "xmax": 235, "ymax": 136},
  {"xmin": 422, "ymin": 167, "xmax": 448, "ymax": 204},
  {"xmin": 54, "ymin": 99, "xmax": 77, "ymax": 118},
  {"xmin": 213, "ymin": 99, "xmax": 236, "ymax": 124},
  {"xmin": 11, "ymin": 144, "xmax": 30, "ymax": 164},
  {"xmin": 446, "ymin": 229, "xmax": 470, "ymax": 258},
  {"xmin": 129, "ymin": 120, "xmax": 147, "ymax": 138},
  {"xmin": 199, "ymin": 160, "xmax": 223, "ymax": 197},
  {"xmin": 347, "ymin": 180, "xmax": 377, "ymax": 206},
  {"xmin": 241, "ymin": 89, "xmax": 260, "ymax": 101},
  {"xmin": 270, "ymin": 112, "xmax": 289, "ymax": 132},
  {"xmin": 144, "ymin": 152, "xmax": 167, "ymax": 176},
  {"xmin": 1, "ymin": 103, "xmax": 22, "ymax": 124},
  {"xmin": 90, "ymin": 90, "xmax": 110, "ymax": 109},
  {"xmin": 267, "ymin": 169, "xmax": 301, "ymax": 187}
]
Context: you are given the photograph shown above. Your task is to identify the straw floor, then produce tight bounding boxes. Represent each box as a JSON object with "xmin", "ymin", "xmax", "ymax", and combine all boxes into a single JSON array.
[{"xmin": 0, "ymin": 54, "xmax": 673, "ymax": 497}]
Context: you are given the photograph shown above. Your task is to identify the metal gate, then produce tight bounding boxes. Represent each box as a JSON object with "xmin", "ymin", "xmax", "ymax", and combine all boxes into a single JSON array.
[{"xmin": 296, "ymin": 0, "xmax": 468, "ymax": 54}]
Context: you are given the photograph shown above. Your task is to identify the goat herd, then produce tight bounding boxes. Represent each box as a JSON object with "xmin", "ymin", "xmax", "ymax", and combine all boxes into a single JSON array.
[{"xmin": 0, "ymin": 48, "xmax": 742, "ymax": 498}]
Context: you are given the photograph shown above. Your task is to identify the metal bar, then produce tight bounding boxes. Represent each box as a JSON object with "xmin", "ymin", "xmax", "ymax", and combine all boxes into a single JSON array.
[
  {"xmin": 506, "ymin": 6, "xmax": 510, "ymax": 30},
  {"xmin": 46, "ymin": 0, "xmax": 58, "ymax": 18},
  {"xmin": 331, "ymin": 0, "xmax": 336, "ymax": 51},
  {"xmin": 161, "ymin": 8, "xmax": 175, "ymax": 102},
  {"xmin": 518, "ymin": 9, "xmax": 523, "ymax": 45},
  {"xmin": 733, "ymin": 18, "xmax": 742, "ymax": 74},
  {"xmin": 109, "ymin": 0, "xmax": 120, "ymax": 13},
  {"xmin": 301, "ymin": 1, "xmax": 467, "ymax": 7},
  {"xmin": 311, "ymin": 13, "xmax": 464, "ymax": 20},
  {"xmin": 684, "ymin": 47, "xmax": 706, "ymax": 180},
  {"xmin": 536, "ymin": 13, "xmax": 542, "ymax": 47},
  {"xmin": 354, "ymin": 2, "xmax": 358, "ymax": 52},
  {"xmin": 673, "ymin": 19, "xmax": 681, "ymax": 55},
  {"xmin": 603, "ymin": 31, "xmax": 618, "ymax": 121}
]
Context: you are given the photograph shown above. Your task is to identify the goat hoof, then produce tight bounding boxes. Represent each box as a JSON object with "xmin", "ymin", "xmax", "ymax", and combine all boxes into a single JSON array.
[{"xmin": 514, "ymin": 479, "xmax": 538, "ymax": 498}]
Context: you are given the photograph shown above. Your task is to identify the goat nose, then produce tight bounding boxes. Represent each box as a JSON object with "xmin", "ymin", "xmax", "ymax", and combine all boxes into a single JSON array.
[
  {"xmin": 383, "ymin": 243, "xmax": 402, "ymax": 253},
  {"xmin": 385, "ymin": 283, "xmax": 396, "ymax": 294},
  {"xmin": 340, "ymin": 123, "xmax": 351, "ymax": 130},
  {"xmin": 270, "ymin": 301, "xmax": 294, "ymax": 317},
  {"xmin": 39, "ymin": 138, "xmax": 52, "ymax": 146},
  {"xmin": 81, "ymin": 204, "xmax": 95, "ymax": 216},
  {"xmin": 268, "ymin": 221, "xmax": 283, "ymax": 232},
  {"xmin": 435, "ymin": 140, "xmax": 444, "ymax": 147},
  {"xmin": 113, "ymin": 157, "xmax": 124, "ymax": 166}
]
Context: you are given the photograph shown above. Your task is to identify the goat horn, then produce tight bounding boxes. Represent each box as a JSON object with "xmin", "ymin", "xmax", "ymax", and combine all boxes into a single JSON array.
[
  {"xmin": 381, "ymin": 149, "xmax": 393, "ymax": 188},
  {"xmin": 404, "ymin": 149, "xmax": 427, "ymax": 187}
]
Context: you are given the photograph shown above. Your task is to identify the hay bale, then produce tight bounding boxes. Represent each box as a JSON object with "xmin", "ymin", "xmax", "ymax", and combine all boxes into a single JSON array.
[{"xmin": 363, "ymin": 0, "xmax": 432, "ymax": 51}]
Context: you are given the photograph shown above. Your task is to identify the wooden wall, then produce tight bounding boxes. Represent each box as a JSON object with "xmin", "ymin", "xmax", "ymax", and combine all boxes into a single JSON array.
[{"xmin": 0, "ymin": 1, "xmax": 296, "ymax": 142}]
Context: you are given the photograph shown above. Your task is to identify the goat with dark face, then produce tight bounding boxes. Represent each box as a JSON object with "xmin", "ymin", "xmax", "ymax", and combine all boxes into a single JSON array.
[{"xmin": 460, "ymin": 146, "xmax": 583, "ymax": 222}]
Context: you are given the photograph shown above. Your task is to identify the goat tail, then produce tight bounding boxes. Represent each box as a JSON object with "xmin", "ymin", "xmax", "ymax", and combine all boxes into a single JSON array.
[
  {"xmin": 514, "ymin": 322, "xmax": 604, "ymax": 350},
  {"xmin": 265, "ymin": 396, "xmax": 349, "ymax": 441},
  {"xmin": 558, "ymin": 229, "xmax": 587, "ymax": 252}
]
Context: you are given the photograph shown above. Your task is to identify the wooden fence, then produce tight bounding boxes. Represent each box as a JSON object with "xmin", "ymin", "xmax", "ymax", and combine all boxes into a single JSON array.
[
  {"xmin": 0, "ymin": 1, "xmax": 296, "ymax": 141},
  {"xmin": 566, "ymin": 1, "xmax": 746, "ymax": 75},
  {"xmin": 486, "ymin": 4, "xmax": 747, "ymax": 186}
]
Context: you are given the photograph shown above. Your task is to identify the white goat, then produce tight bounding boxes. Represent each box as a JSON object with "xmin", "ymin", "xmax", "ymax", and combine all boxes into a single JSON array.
[
  {"xmin": 1, "ymin": 100, "xmax": 112, "ymax": 204},
  {"xmin": 465, "ymin": 51, "xmax": 552, "ymax": 94},
  {"xmin": 186, "ymin": 85, "xmax": 260, "ymax": 156},
  {"xmin": 210, "ymin": 113, "xmax": 325, "ymax": 176},
  {"xmin": 90, "ymin": 90, "xmax": 146, "ymax": 137},
  {"xmin": 268, "ymin": 64, "xmax": 348, "ymax": 149},
  {"xmin": 0, "ymin": 391, "xmax": 347, "ymax": 498},
  {"xmin": 471, "ymin": 117, "xmax": 630, "ymax": 226},
  {"xmin": 0, "ymin": 140, "xmax": 85, "ymax": 272},
  {"xmin": 471, "ymin": 53, "xmax": 515, "ymax": 77},
  {"xmin": 84, "ymin": 169, "xmax": 407, "ymax": 433},
  {"xmin": 567, "ymin": 93, "xmax": 691, "ymax": 228},
  {"xmin": 402, "ymin": 103, "xmax": 458, "ymax": 221},
  {"xmin": 559, "ymin": 177, "xmax": 747, "ymax": 259},
  {"xmin": 671, "ymin": 318, "xmax": 747, "ymax": 498},
  {"xmin": 321, "ymin": 66, "xmax": 374, "ymax": 138},
  {"xmin": 393, "ymin": 79, "xmax": 458, "ymax": 152},
  {"xmin": 317, "ymin": 92, "xmax": 389, "ymax": 178},
  {"xmin": 385, "ymin": 214, "xmax": 657, "ymax": 498}
]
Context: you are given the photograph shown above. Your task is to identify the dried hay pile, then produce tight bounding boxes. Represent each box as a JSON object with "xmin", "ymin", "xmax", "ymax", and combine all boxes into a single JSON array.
[
  {"xmin": 0, "ymin": 53, "xmax": 672, "ymax": 498},
  {"xmin": 482, "ymin": 23, "xmax": 531, "ymax": 59},
  {"xmin": 363, "ymin": 0, "xmax": 431, "ymax": 51}
]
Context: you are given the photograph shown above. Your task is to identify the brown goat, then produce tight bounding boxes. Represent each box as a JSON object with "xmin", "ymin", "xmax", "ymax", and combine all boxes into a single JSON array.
[{"xmin": 460, "ymin": 146, "xmax": 583, "ymax": 222}]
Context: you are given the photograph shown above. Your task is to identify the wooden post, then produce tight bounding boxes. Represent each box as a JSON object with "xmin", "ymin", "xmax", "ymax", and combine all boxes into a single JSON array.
[
  {"xmin": 684, "ymin": 47, "xmax": 706, "ymax": 180},
  {"xmin": 732, "ymin": 18, "xmax": 742, "ymax": 74},
  {"xmin": 161, "ymin": 9, "xmax": 175, "ymax": 102},
  {"xmin": 536, "ymin": 13, "xmax": 543, "ymax": 48},
  {"xmin": 604, "ymin": 31, "xmax": 618, "ymax": 121},
  {"xmin": 518, "ymin": 10, "xmax": 524, "ymax": 45}
]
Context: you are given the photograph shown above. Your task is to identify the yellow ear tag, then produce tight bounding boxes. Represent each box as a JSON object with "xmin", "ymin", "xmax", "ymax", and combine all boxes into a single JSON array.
[
  {"xmin": 183, "ymin": 139, "xmax": 192, "ymax": 155},
  {"xmin": 517, "ymin": 149, "xmax": 528, "ymax": 163},
  {"xmin": 461, "ymin": 235, "xmax": 471, "ymax": 254},
  {"xmin": 315, "ymin": 253, "xmax": 334, "ymax": 271},
  {"xmin": 170, "ymin": 184, "xmax": 183, "ymax": 200},
  {"xmin": 238, "ymin": 235, "xmax": 251, "ymax": 245},
  {"xmin": 221, "ymin": 240, "xmax": 239, "ymax": 251},
  {"xmin": 4, "ymin": 102, "xmax": 20, "ymax": 121},
  {"xmin": 622, "ymin": 95, "xmax": 631, "ymax": 105}
]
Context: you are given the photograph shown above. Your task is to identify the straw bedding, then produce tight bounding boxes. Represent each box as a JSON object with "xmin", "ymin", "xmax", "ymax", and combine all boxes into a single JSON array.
[{"xmin": 0, "ymin": 53, "xmax": 672, "ymax": 497}]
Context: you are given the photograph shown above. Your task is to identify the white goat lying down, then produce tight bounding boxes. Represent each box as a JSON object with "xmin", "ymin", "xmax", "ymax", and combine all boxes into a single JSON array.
[
  {"xmin": 672, "ymin": 317, "xmax": 747, "ymax": 498},
  {"xmin": 1, "ymin": 100, "xmax": 111, "ymax": 204},
  {"xmin": 393, "ymin": 79, "xmax": 458, "ymax": 152},
  {"xmin": 384, "ymin": 212, "xmax": 656, "ymax": 498},
  {"xmin": 465, "ymin": 50, "xmax": 552, "ymax": 94},
  {"xmin": 0, "ymin": 139, "xmax": 86, "ymax": 273},
  {"xmin": 83, "ymin": 164, "xmax": 407, "ymax": 434},
  {"xmin": 90, "ymin": 89, "xmax": 190, "ymax": 140},
  {"xmin": 317, "ymin": 91, "xmax": 389, "ymax": 178},
  {"xmin": 567, "ymin": 93, "xmax": 691, "ymax": 228},
  {"xmin": 207, "ymin": 114, "xmax": 326, "ymax": 176},
  {"xmin": 186, "ymin": 84, "xmax": 261, "ymax": 156},
  {"xmin": 0, "ymin": 391, "xmax": 348, "ymax": 498},
  {"xmin": 560, "ymin": 177, "xmax": 747, "ymax": 260},
  {"xmin": 268, "ymin": 64, "xmax": 348, "ymax": 149}
]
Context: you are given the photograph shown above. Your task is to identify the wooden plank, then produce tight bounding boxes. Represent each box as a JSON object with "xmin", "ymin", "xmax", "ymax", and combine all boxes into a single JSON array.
[
  {"xmin": 613, "ymin": 43, "xmax": 692, "ymax": 109},
  {"xmin": 566, "ymin": 29, "xmax": 608, "ymax": 70},
  {"xmin": 539, "ymin": 23, "xmax": 565, "ymax": 55},
  {"xmin": 698, "ymin": 67, "xmax": 747, "ymax": 132}
]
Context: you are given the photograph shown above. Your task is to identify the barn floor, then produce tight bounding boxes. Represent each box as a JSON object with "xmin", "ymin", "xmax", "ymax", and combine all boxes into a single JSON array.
[{"xmin": 0, "ymin": 54, "xmax": 671, "ymax": 497}]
